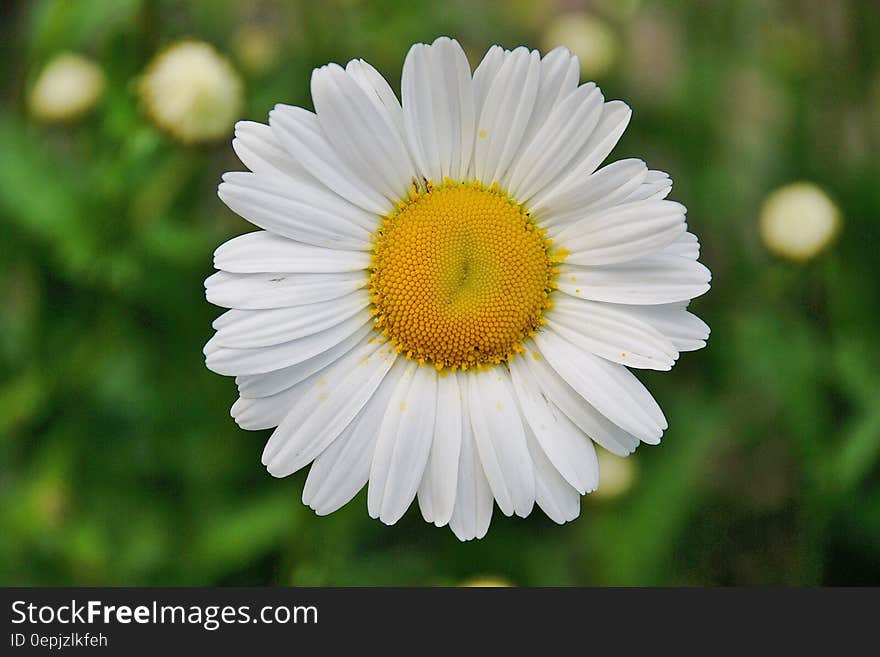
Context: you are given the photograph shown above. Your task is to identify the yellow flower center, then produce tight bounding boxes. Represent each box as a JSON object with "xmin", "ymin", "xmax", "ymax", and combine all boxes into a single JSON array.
[{"xmin": 369, "ymin": 181, "xmax": 559, "ymax": 371}]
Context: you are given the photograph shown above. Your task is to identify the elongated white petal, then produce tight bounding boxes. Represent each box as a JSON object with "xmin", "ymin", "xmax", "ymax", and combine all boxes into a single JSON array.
[
  {"xmin": 509, "ymin": 356, "xmax": 598, "ymax": 493},
  {"xmin": 368, "ymin": 363, "xmax": 438, "ymax": 524},
  {"xmin": 235, "ymin": 321, "xmax": 373, "ymax": 398},
  {"xmin": 506, "ymin": 83, "xmax": 604, "ymax": 202},
  {"xmin": 467, "ymin": 369, "xmax": 535, "ymax": 517},
  {"xmin": 662, "ymin": 231, "xmax": 700, "ymax": 260},
  {"xmin": 517, "ymin": 46, "xmax": 581, "ymax": 152},
  {"xmin": 608, "ymin": 302, "xmax": 710, "ymax": 352},
  {"xmin": 218, "ymin": 172, "xmax": 373, "ymax": 250},
  {"xmin": 232, "ymin": 120, "xmax": 311, "ymax": 183},
  {"xmin": 312, "ymin": 63, "xmax": 414, "ymax": 202},
  {"xmin": 625, "ymin": 169, "xmax": 673, "ymax": 202},
  {"xmin": 472, "ymin": 47, "xmax": 541, "ymax": 184},
  {"xmin": 232, "ymin": 377, "xmax": 311, "ymax": 430},
  {"xmin": 205, "ymin": 270, "xmax": 366, "ymax": 310},
  {"xmin": 533, "ymin": 158, "xmax": 648, "ymax": 222},
  {"xmin": 344, "ymin": 58, "xmax": 406, "ymax": 135},
  {"xmin": 526, "ymin": 425, "xmax": 581, "ymax": 524},
  {"xmin": 403, "ymin": 37, "xmax": 475, "ymax": 183},
  {"xmin": 261, "ymin": 337, "xmax": 397, "ymax": 477},
  {"xmin": 471, "ymin": 45, "xmax": 506, "ymax": 118},
  {"xmin": 548, "ymin": 295, "xmax": 679, "ymax": 370},
  {"xmin": 530, "ymin": 100, "xmax": 632, "ymax": 209},
  {"xmin": 303, "ymin": 360, "xmax": 400, "ymax": 515},
  {"xmin": 205, "ymin": 311, "xmax": 371, "ymax": 377},
  {"xmin": 213, "ymin": 231, "xmax": 370, "ymax": 274},
  {"xmin": 269, "ymin": 104, "xmax": 390, "ymax": 214},
  {"xmin": 520, "ymin": 340, "xmax": 641, "ymax": 455},
  {"xmin": 552, "ymin": 199, "xmax": 686, "ymax": 266},
  {"xmin": 211, "ymin": 290, "xmax": 369, "ymax": 349},
  {"xmin": 557, "ymin": 254, "xmax": 711, "ymax": 305},
  {"xmin": 448, "ymin": 392, "xmax": 494, "ymax": 541},
  {"xmin": 535, "ymin": 330, "xmax": 666, "ymax": 443},
  {"xmin": 418, "ymin": 371, "xmax": 463, "ymax": 526}
]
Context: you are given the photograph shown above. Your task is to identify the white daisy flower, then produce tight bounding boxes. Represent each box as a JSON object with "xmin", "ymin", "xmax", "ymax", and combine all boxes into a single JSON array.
[{"xmin": 204, "ymin": 37, "xmax": 711, "ymax": 541}]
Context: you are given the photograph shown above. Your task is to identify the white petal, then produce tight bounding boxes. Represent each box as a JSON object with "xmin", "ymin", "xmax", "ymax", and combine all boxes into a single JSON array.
[
  {"xmin": 557, "ymin": 254, "xmax": 712, "ymax": 305},
  {"xmin": 472, "ymin": 47, "xmax": 541, "ymax": 184},
  {"xmin": 509, "ymin": 356, "xmax": 598, "ymax": 494},
  {"xmin": 218, "ymin": 172, "xmax": 373, "ymax": 250},
  {"xmin": 231, "ymin": 377, "xmax": 310, "ymax": 430},
  {"xmin": 661, "ymin": 231, "xmax": 700, "ymax": 260},
  {"xmin": 534, "ymin": 330, "xmax": 666, "ymax": 443},
  {"xmin": 232, "ymin": 120, "xmax": 311, "ymax": 183},
  {"xmin": 552, "ymin": 199, "xmax": 686, "ymax": 266},
  {"xmin": 525, "ymin": 425, "xmax": 581, "ymax": 524},
  {"xmin": 204, "ymin": 310, "xmax": 371, "ymax": 377},
  {"xmin": 261, "ymin": 336, "xmax": 397, "ymax": 477},
  {"xmin": 609, "ymin": 302, "xmax": 710, "ymax": 352},
  {"xmin": 448, "ymin": 392, "xmax": 494, "ymax": 541},
  {"xmin": 471, "ymin": 45, "xmax": 506, "ymax": 118},
  {"xmin": 211, "ymin": 290, "xmax": 369, "ymax": 349},
  {"xmin": 520, "ymin": 340, "xmax": 641, "ymax": 456},
  {"xmin": 517, "ymin": 46, "xmax": 581, "ymax": 152},
  {"xmin": 548, "ymin": 295, "xmax": 679, "ymax": 370},
  {"xmin": 532, "ymin": 158, "xmax": 648, "ymax": 223},
  {"xmin": 311, "ymin": 63, "xmax": 415, "ymax": 202},
  {"xmin": 269, "ymin": 104, "xmax": 390, "ymax": 214},
  {"xmin": 402, "ymin": 37, "xmax": 475, "ymax": 183},
  {"xmin": 235, "ymin": 321, "xmax": 373, "ymax": 398},
  {"xmin": 221, "ymin": 169, "xmax": 378, "ymax": 233},
  {"xmin": 505, "ymin": 83, "xmax": 604, "ymax": 202},
  {"xmin": 530, "ymin": 100, "xmax": 632, "ymax": 210},
  {"xmin": 302, "ymin": 360, "xmax": 400, "ymax": 515},
  {"xmin": 417, "ymin": 371, "xmax": 463, "ymax": 526},
  {"xmin": 625, "ymin": 169, "xmax": 673, "ymax": 202},
  {"xmin": 467, "ymin": 369, "xmax": 535, "ymax": 517},
  {"xmin": 344, "ymin": 58, "xmax": 406, "ymax": 135},
  {"xmin": 368, "ymin": 363, "xmax": 438, "ymax": 524},
  {"xmin": 213, "ymin": 231, "xmax": 370, "ymax": 274},
  {"xmin": 205, "ymin": 270, "xmax": 366, "ymax": 310}
]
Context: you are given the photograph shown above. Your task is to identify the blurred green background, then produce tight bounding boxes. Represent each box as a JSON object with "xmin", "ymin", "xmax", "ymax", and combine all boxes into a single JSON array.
[{"xmin": 1, "ymin": 0, "xmax": 879, "ymax": 586}]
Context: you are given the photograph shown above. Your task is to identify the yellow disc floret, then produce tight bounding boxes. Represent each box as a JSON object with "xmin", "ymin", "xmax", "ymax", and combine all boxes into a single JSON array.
[{"xmin": 370, "ymin": 181, "xmax": 559, "ymax": 371}]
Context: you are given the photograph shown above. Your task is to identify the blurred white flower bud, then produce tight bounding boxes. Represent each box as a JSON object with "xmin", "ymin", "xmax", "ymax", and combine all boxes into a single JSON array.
[
  {"xmin": 541, "ymin": 12, "xmax": 618, "ymax": 78},
  {"xmin": 139, "ymin": 41, "xmax": 243, "ymax": 144},
  {"xmin": 29, "ymin": 53, "xmax": 105, "ymax": 123},
  {"xmin": 759, "ymin": 182, "xmax": 841, "ymax": 261}
]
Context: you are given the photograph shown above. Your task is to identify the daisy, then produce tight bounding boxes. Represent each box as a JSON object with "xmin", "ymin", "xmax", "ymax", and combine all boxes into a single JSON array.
[{"xmin": 204, "ymin": 37, "xmax": 711, "ymax": 541}]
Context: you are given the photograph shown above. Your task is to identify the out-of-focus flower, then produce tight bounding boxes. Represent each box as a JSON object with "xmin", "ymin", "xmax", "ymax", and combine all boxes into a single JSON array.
[
  {"xmin": 138, "ymin": 41, "xmax": 243, "ymax": 144},
  {"xmin": 459, "ymin": 576, "xmax": 514, "ymax": 587},
  {"xmin": 29, "ymin": 53, "xmax": 104, "ymax": 123},
  {"xmin": 541, "ymin": 13, "xmax": 618, "ymax": 78},
  {"xmin": 759, "ymin": 183, "xmax": 841, "ymax": 261},
  {"xmin": 233, "ymin": 26, "xmax": 281, "ymax": 75},
  {"xmin": 592, "ymin": 450, "xmax": 637, "ymax": 500}
]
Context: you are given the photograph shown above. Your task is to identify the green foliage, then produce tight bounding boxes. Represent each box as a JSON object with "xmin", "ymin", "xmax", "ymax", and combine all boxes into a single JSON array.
[{"xmin": 1, "ymin": 0, "xmax": 878, "ymax": 585}]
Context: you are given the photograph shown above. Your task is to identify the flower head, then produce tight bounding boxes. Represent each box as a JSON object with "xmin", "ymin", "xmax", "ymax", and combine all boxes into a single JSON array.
[
  {"xmin": 204, "ymin": 38, "xmax": 711, "ymax": 540},
  {"xmin": 29, "ymin": 53, "xmax": 104, "ymax": 123},
  {"xmin": 139, "ymin": 40, "xmax": 243, "ymax": 144}
]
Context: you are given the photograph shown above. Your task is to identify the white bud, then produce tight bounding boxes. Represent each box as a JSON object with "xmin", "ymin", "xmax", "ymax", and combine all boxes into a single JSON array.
[
  {"xmin": 759, "ymin": 182, "xmax": 841, "ymax": 261},
  {"xmin": 139, "ymin": 41, "xmax": 243, "ymax": 144},
  {"xmin": 29, "ymin": 53, "xmax": 104, "ymax": 123}
]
